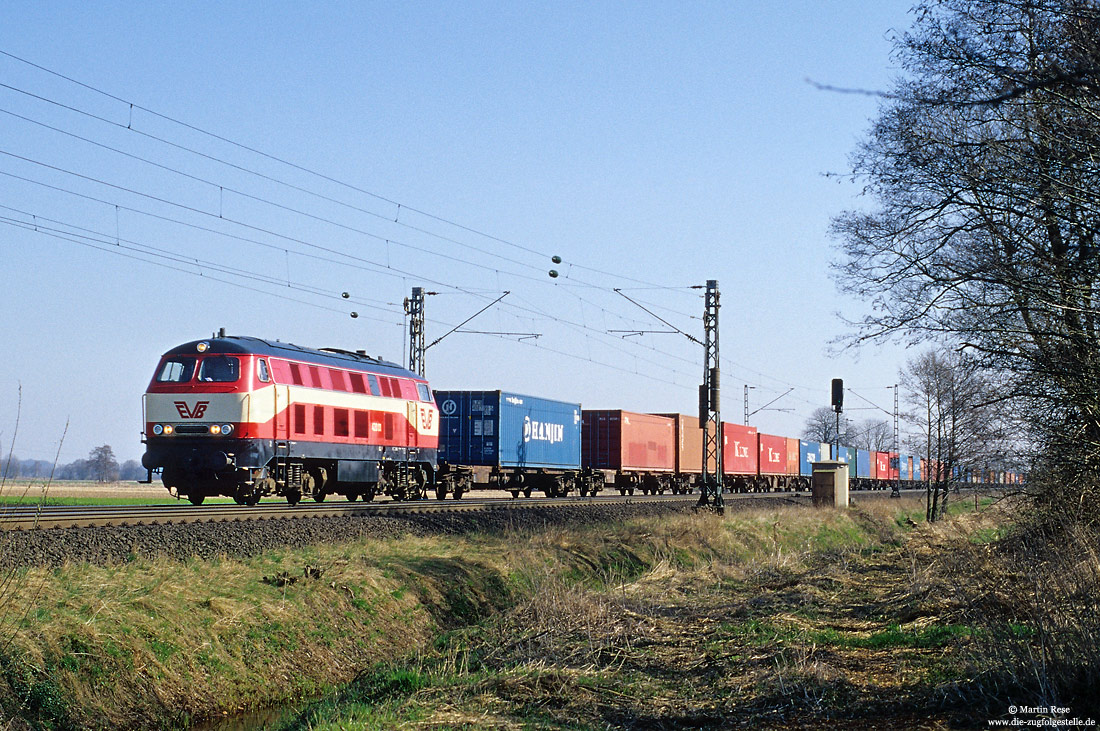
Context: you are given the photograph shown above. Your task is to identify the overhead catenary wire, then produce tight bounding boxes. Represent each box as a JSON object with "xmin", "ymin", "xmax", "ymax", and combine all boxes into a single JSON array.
[
  {"xmin": 0, "ymin": 56, "xmax": 716, "ymax": 363},
  {"xmin": 0, "ymin": 48, "xmax": 831, "ymax": 415},
  {"xmin": 0, "ymin": 100, "xmax": 707, "ymax": 376},
  {"xmin": 0, "ymin": 49, "xmax": 702, "ymax": 291}
]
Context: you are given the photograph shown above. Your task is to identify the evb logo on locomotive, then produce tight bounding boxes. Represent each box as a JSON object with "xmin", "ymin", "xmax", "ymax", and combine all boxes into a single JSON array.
[{"xmin": 174, "ymin": 401, "xmax": 210, "ymax": 419}]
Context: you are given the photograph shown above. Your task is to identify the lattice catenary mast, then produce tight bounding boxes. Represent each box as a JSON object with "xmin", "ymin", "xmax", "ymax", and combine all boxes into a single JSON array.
[
  {"xmin": 405, "ymin": 286, "xmax": 426, "ymax": 377},
  {"xmin": 698, "ymin": 279, "xmax": 724, "ymax": 511}
]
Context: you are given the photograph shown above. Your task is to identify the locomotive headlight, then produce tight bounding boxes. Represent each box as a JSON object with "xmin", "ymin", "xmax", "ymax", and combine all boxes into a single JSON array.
[
  {"xmin": 152, "ymin": 424, "xmax": 164, "ymax": 435},
  {"xmin": 162, "ymin": 424, "xmax": 174, "ymax": 435},
  {"xmin": 221, "ymin": 423, "xmax": 233, "ymax": 435},
  {"xmin": 210, "ymin": 424, "xmax": 222, "ymax": 435}
]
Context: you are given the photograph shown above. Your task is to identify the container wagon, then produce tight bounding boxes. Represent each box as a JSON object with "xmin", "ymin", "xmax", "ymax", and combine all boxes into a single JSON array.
[
  {"xmin": 583, "ymin": 410, "xmax": 676, "ymax": 495},
  {"xmin": 434, "ymin": 390, "xmax": 584, "ymax": 498}
]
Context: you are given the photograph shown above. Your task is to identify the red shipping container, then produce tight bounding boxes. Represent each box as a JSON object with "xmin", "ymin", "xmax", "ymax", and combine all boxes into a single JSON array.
[
  {"xmin": 654, "ymin": 413, "xmax": 706, "ymax": 475},
  {"xmin": 722, "ymin": 422, "xmax": 758, "ymax": 476},
  {"xmin": 786, "ymin": 438, "xmax": 800, "ymax": 475},
  {"xmin": 758, "ymin": 433, "xmax": 787, "ymax": 475},
  {"xmin": 874, "ymin": 451, "xmax": 889, "ymax": 479},
  {"xmin": 582, "ymin": 410, "xmax": 675, "ymax": 472}
]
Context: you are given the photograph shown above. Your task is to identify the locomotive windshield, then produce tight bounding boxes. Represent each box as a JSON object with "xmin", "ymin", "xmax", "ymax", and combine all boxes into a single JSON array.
[
  {"xmin": 198, "ymin": 356, "xmax": 240, "ymax": 382},
  {"xmin": 156, "ymin": 357, "xmax": 196, "ymax": 383}
]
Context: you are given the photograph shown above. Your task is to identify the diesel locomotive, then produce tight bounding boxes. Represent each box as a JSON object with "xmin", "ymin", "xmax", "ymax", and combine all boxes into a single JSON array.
[{"xmin": 141, "ymin": 332, "xmax": 439, "ymax": 505}]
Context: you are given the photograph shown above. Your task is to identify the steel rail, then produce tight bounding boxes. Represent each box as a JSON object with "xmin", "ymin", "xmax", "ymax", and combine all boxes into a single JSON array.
[{"xmin": 0, "ymin": 487, "xmax": 970, "ymax": 531}]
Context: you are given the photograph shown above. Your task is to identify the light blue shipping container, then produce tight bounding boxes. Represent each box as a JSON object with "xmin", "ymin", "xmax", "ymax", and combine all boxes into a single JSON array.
[
  {"xmin": 799, "ymin": 441, "xmax": 830, "ymax": 476},
  {"xmin": 836, "ymin": 445, "xmax": 857, "ymax": 466},
  {"xmin": 899, "ymin": 454, "xmax": 910, "ymax": 480},
  {"xmin": 433, "ymin": 390, "xmax": 582, "ymax": 470}
]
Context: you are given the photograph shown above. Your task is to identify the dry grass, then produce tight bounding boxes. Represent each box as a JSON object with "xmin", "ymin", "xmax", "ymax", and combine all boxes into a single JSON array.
[
  {"xmin": 920, "ymin": 509, "xmax": 1100, "ymax": 716},
  {"xmin": 290, "ymin": 498, "xmax": 999, "ymax": 730},
  {"xmin": 2, "ymin": 495, "xmax": 1052, "ymax": 730}
]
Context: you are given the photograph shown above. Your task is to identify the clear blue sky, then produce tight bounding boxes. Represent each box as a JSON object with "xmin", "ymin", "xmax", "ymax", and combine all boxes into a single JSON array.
[{"xmin": 0, "ymin": 1, "xmax": 918, "ymax": 466}]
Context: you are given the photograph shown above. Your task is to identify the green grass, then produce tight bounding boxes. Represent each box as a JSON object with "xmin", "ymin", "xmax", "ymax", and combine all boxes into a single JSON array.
[{"xmin": 0, "ymin": 496, "xmax": 235, "ymax": 506}]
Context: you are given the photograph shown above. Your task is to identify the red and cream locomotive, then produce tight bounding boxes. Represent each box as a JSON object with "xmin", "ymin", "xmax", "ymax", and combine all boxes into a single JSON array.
[{"xmin": 141, "ymin": 332, "xmax": 439, "ymax": 505}]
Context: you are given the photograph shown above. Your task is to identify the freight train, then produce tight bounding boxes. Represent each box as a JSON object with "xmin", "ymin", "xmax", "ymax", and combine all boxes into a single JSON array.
[{"xmin": 141, "ymin": 334, "xmax": 1020, "ymax": 505}]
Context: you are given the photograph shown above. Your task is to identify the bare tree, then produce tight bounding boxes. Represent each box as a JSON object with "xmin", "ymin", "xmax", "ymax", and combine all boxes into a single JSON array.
[
  {"xmin": 901, "ymin": 349, "xmax": 1006, "ymax": 520},
  {"xmin": 801, "ymin": 406, "xmax": 848, "ymax": 445},
  {"xmin": 832, "ymin": 0, "xmax": 1100, "ymax": 517},
  {"xmin": 846, "ymin": 419, "xmax": 894, "ymax": 452}
]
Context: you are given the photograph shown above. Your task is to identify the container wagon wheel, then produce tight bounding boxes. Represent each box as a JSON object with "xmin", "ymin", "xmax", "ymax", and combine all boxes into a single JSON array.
[
  {"xmin": 188, "ymin": 494, "xmax": 205, "ymax": 505},
  {"xmin": 435, "ymin": 484, "xmax": 447, "ymax": 500},
  {"xmin": 510, "ymin": 490, "xmax": 520, "ymax": 499},
  {"xmin": 523, "ymin": 487, "xmax": 532, "ymax": 498}
]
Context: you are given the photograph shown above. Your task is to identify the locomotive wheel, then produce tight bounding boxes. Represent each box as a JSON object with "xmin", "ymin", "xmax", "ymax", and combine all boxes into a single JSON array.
[
  {"xmin": 523, "ymin": 487, "xmax": 532, "ymax": 498},
  {"xmin": 579, "ymin": 486, "xmax": 589, "ymax": 497},
  {"xmin": 346, "ymin": 492, "xmax": 359, "ymax": 501},
  {"xmin": 188, "ymin": 494, "xmax": 205, "ymax": 505},
  {"xmin": 313, "ymin": 492, "xmax": 326, "ymax": 503},
  {"xmin": 510, "ymin": 490, "xmax": 519, "ymax": 499},
  {"xmin": 362, "ymin": 488, "xmax": 376, "ymax": 502},
  {"xmin": 287, "ymin": 491, "xmax": 301, "ymax": 506}
]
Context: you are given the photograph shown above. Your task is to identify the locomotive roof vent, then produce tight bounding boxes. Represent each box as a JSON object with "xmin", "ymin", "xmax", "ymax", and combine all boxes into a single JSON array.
[
  {"xmin": 215, "ymin": 327, "xmax": 226, "ymax": 338},
  {"xmin": 356, "ymin": 349, "xmax": 366, "ymax": 355}
]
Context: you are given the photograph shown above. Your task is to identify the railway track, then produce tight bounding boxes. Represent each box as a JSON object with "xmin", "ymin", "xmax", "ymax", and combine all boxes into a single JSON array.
[{"xmin": 0, "ymin": 488, "xmax": 932, "ymax": 531}]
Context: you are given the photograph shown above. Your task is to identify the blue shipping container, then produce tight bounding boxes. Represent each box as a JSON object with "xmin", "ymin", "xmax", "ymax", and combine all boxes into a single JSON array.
[
  {"xmin": 856, "ymin": 449, "xmax": 872, "ymax": 479},
  {"xmin": 834, "ymin": 445, "xmax": 857, "ymax": 466},
  {"xmin": 433, "ymin": 390, "xmax": 582, "ymax": 470},
  {"xmin": 899, "ymin": 454, "xmax": 911, "ymax": 480},
  {"xmin": 799, "ymin": 441, "xmax": 829, "ymax": 477}
]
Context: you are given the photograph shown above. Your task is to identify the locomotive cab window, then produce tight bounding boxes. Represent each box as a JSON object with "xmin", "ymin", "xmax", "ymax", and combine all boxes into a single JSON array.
[
  {"xmin": 417, "ymin": 383, "xmax": 432, "ymax": 402},
  {"xmin": 257, "ymin": 359, "xmax": 270, "ymax": 383},
  {"xmin": 156, "ymin": 358, "xmax": 196, "ymax": 383},
  {"xmin": 198, "ymin": 356, "xmax": 240, "ymax": 382}
]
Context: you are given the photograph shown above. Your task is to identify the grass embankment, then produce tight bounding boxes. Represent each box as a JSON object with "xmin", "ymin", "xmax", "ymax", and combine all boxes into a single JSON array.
[{"xmin": 2, "ymin": 494, "xmax": 1089, "ymax": 729}]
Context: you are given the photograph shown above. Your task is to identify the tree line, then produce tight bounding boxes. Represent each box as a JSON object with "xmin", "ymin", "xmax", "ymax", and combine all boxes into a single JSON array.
[
  {"xmin": 830, "ymin": 0, "xmax": 1100, "ymax": 521},
  {"xmin": 2, "ymin": 445, "xmax": 144, "ymax": 483}
]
